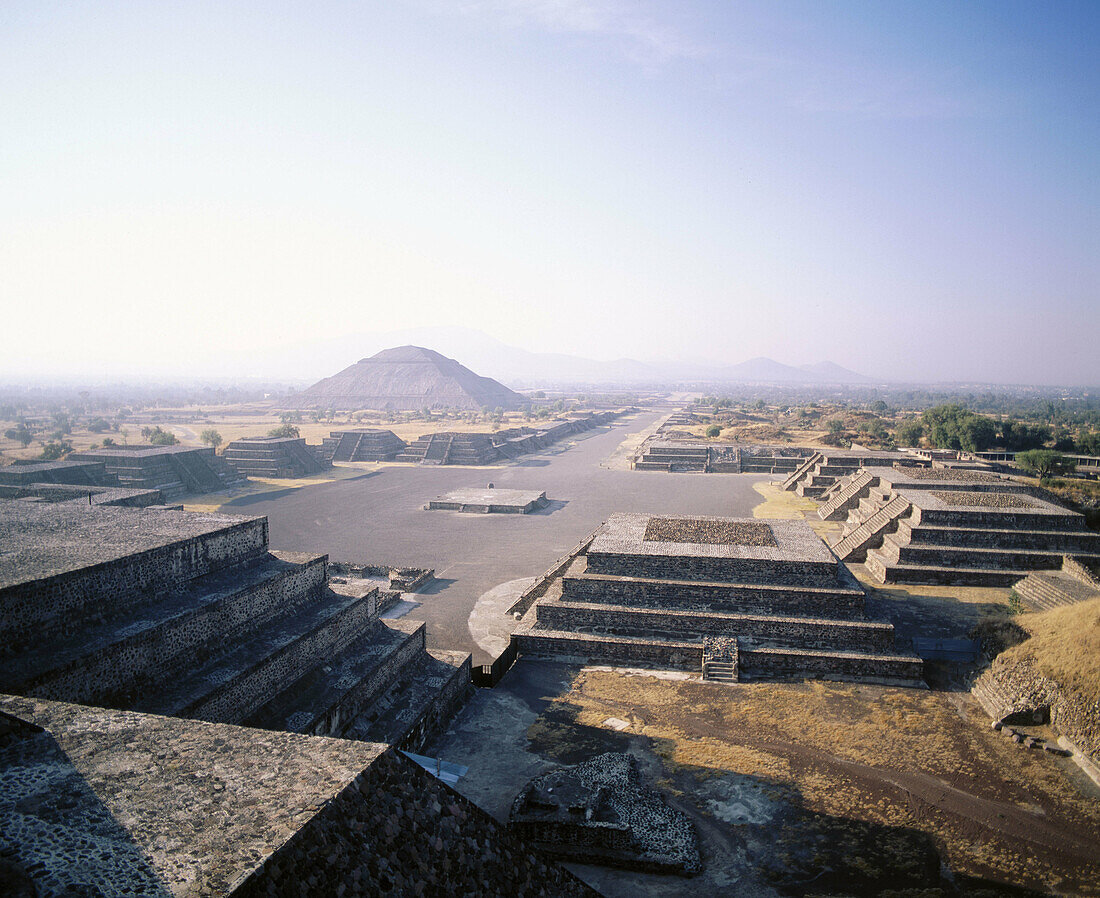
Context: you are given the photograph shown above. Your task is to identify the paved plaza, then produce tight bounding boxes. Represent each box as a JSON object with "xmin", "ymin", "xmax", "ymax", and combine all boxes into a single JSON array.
[{"xmin": 226, "ymin": 411, "xmax": 768, "ymax": 661}]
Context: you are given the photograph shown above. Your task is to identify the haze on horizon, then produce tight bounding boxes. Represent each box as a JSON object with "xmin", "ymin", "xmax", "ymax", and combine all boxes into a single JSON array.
[{"xmin": 1, "ymin": 1, "xmax": 1097, "ymax": 388}]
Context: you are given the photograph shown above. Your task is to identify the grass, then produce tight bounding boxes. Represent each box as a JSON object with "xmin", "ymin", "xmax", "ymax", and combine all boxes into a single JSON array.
[{"xmin": 1005, "ymin": 596, "xmax": 1100, "ymax": 706}]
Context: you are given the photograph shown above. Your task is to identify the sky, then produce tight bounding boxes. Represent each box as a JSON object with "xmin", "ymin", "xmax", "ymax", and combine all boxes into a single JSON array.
[{"xmin": 1, "ymin": 1, "xmax": 1097, "ymax": 386}]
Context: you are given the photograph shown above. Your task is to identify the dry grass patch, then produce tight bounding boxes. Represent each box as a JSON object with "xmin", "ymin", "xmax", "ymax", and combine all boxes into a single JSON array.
[
  {"xmin": 1005, "ymin": 597, "xmax": 1100, "ymax": 705},
  {"xmin": 528, "ymin": 668, "xmax": 1100, "ymax": 894}
]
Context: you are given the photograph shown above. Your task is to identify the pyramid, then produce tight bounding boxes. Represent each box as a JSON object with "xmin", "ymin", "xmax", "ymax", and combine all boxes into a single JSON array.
[{"xmin": 291, "ymin": 346, "xmax": 525, "ymax": 411}]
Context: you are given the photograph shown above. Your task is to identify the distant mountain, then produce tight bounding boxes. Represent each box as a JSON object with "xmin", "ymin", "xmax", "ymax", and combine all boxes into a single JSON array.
[
  {"xmin": 269, "ymin": 326, "xmax": 874, "ymax": 388},
  {"xmin": 797, "ymin": 361, "xmax": 873, "ymax": 384},
  {"xmin": 289, "ymin": 345, "xmax": 524, "ymax": 411}
]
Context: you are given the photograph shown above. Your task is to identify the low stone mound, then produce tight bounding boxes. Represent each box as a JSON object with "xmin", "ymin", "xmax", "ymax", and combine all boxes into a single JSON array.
[
  {"xmin": 972, "ymin": 596, "xmax": 1100, "ymax": 764},
  {"xmin": 510, "ymin": 752, "xmax": 702, "ymax": 875}
]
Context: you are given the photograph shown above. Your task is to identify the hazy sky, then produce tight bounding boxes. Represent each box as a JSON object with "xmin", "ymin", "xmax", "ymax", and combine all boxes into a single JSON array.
[{"xmin": 2, "ymin": 1, "xmax": 1097, "ymax": 385}]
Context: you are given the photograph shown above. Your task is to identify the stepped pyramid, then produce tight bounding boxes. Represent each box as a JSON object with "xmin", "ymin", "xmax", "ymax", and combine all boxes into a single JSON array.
[
  {"xmin": 0, "ymin": 499, "xmax": 470, "ymax": 752},
  {"xmin": 292, "ymin": 345, "xmax": 524, "ymax": 412}
]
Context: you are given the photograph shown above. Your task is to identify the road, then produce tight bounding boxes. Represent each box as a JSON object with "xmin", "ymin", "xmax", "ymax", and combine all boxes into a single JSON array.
[{"xmin": 227, "ymin": 411, "xmax": 769, "ymax": 661}]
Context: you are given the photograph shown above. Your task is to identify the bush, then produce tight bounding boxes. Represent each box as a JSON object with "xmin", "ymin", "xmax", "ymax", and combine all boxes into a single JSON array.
[
  {"xmin": 140, "ymin": 426, "xmax": 178, "ymax": 446},
  {"xmin": 268, "ymin": 423, "xmax": 300, "ymax": 439},
  {"xmin": 705, "ymin": 425, "xmax": 721, "ymax": 438}
]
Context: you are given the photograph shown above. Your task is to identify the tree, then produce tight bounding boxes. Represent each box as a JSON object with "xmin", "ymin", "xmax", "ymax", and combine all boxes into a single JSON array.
[
  {"xmin": 200, "ymin": 429, "xmax": 223, "ymax": 450},
  {"xmin": 826, "ymin": 418, "xmax": 846, "ymax": 435},
  {"xmin": 87, "ymin": 417, "xmax": 111, "ymax": 433},
  {"xmin": 896, "ymin": 420, "xmax": 923, "ymax": 447},
  {"xmin": 268, "ymin": 423, "xmax": 300, "ymax": 438},
  {"xmin": 1016, "ymin": 450, "xmax": 1075, "ymax": 480},
  {"xmin": 5, "ymin": 425, "xmax": 33, "ymax": 448},
  {"xmin": 958, "ymin": 416, "xmax": 997, "ymax": 452},
  {"xmin": 706, "ymin": 424, "xmax": 721, "ymax": 438},
  {"xmin": 141, "ymin": 425, "xmax": 178, "ymax": 445},
  {"xmin": 39, "ymin": 440, "xmax": 73, "ymax": 460}
]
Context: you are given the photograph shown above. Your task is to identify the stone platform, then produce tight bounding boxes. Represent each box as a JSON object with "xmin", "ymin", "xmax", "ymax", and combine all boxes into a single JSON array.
[
  {"xmin": 823, "ymin": 474, "xmax": 1100, "ymax": 585},
  {"xmin": 223, "ymin": 436, "xmax": 330, "ymax": 478},
  {"xmin": 0, "ymin": 499, "xmax": 470, "ymax": 755},
  {"xmin": 514, "ymin": 513, "xmax": 923, "ymax": 685},
  {"xmin": 72, "ymin": 445, "xmax": 245, "ymax": 498},
  {"xmin": 0, "ymin": 694, "xmax": 598, "ymax": 897},
  {"xmin": 427, "ymin": 487, "xmax": 548, "ymax": 514}
]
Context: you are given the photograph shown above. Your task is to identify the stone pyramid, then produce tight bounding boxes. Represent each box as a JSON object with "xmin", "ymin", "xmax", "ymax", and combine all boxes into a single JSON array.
[{"xmin": 292, "ymin": 345, "xmax": 524, "ymax": 411}]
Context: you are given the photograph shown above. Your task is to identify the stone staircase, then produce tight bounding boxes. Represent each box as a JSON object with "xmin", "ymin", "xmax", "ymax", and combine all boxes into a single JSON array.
[
  {"xmin": 0, "ymin": 507, "xmax": 471, "ymax": 753},
  {"xmin": 1014, "ymin": 570, "xmax": 1100, "ymax": 611},
  {"xmin": 782, "ymin": 452, "xmax": 822, "ymax": 490},
  {"xmin": 422, "ymin": 433, "xmax": 452, "ymax": 464},
  {"xmin": 831, "ymin": 495, "xmax": 913, "ymax": 562},
  {"xmin": 817, "ymin": 469, "xmax": 876, "ymax": 521}
]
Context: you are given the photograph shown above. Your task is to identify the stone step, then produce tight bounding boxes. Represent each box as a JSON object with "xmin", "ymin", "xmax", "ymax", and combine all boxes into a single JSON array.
[
  {"xmin": 561, "ymin": 560, "xmax": 866, "ymax": 617},
  {"xmin": 535, "ymin": 600, "xmax": 895, "ymax": 651},
  {"xmin": 139, "ymin": 587, "xmax": 377, "ymax": 724},
  {"xmin": 864, "ymin": 552, "xmax": 1022, "ymax": 586},
  {"xmin": 894, "ymin": 520, "xmax": 1100, "ymax": 552},
  {"xmin": 0, "ymin": 551, "xmax": 328, "ymax": 706},
  {"xmin": 782, "ymin": 452, "xmax": 822, "ymax": 491},
  {"xmin": 737, "ymin": 644, "xmax": 924, "ymax": 685},
  {"xmin": 514, "ymin": 628, "xmax": 704, "ymax": 671},
  {"xmin": 244, "ymin": 619, "xmax": 424, "ymax": 737},
  {"xmin": 817, "ymin": 470, "xmax": 876, "ymax": 521},
  {"xmin": 0, "ymin": 513, "xmax": 270, "ymax": 650},
  {"xmin": 832, "ymin": 496, "xmax": 913, "ymax": 562},
  {"xmin": 1015, "ymin": 571, "xmax": 1099, "ymax": 612},
  {"xmin": 878, "ymin": 537, "xmax": 1090, "ymax": 572},
  {"xmin": 343, "ymin": 638, "xmax": 472, "ymax": 752}
]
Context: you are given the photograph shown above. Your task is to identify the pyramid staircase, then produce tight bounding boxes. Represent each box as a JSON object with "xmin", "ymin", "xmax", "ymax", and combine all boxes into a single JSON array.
[{"xmin": 0, "ymin": 510, "xmax": 470, "ymax": 752}]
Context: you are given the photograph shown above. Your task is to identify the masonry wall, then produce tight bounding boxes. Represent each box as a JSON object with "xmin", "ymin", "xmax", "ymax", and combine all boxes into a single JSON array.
[
  {"xmin": 535, "ymin": 602, "xmax": 895, "ymax": 651},
  {"xmin": 182, "ymin": 591, "xmax": 377, "ymax": 724},
  {"xmin": 562, "ymin": 575, "xmax": 864, "ymax": 616},
  {"xmin": 15, "ymin": 557, "xmax": 329, "ymax": 706},
  {"xmin": 585, "ymin": 552, "xmax": 839, "ymax": 587},
  {"xmin": 740, "ymin": 646, "xmax": 924, "ymax": 681},
  {"xmin": 0, "ymin": 518, "xmax": 269, "ymax": 649},
  {"xmin": 235, "ymin": 749, "xmax": 600, "ymax": 898},
  {"xmin": 514, "ymin": 631, "xmax": 703, "ymax": 670}
]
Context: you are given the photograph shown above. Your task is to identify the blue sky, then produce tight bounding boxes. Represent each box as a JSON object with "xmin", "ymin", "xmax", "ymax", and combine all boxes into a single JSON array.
[{"xmin": 1, "ymin": 1, "xmax": 1097, "ymax": 384}]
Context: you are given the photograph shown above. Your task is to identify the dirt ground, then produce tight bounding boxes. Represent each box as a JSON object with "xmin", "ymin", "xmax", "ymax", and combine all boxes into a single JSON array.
[{"xmin": 430, "ymin": 661, "xmax": 1100, "ymax": 897}]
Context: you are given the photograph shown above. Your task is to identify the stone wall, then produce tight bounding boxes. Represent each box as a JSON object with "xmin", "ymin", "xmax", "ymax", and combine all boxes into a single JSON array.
[
  {"xmin": 513, "ymin": 630, "xmax": 703, "ymax": 670},
  {"xmin": 585, "ymin": 551, "xmax": 839, "ymax": 587},
  {"xmin": 1, "ymin": 516, "xmax": 269, "ymax": 650},
  {"xmin": 14, "ymin": 555, "xmax": 329, "ymax": 706},
  {"xmin": 740, "ymin": 646, "xmax": 924, "ymax": 682},
  {"xmin": 179, "ymin": 591, "xmax": 378, "ymax": 724},
  {"xmin": 236, "ymin": 748, "xmax": 600, "ymax": 898},
  {"xmin": 561, "ymin": 574, "xmax": 864, "ymax": 617},
  {"xmin": 535, "ymin": 601, "xmax": 894, "ymax": 651}
]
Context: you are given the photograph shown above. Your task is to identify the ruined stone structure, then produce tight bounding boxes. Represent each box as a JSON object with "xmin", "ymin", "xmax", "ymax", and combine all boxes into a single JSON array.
[
  {"xmin": 292, "ymin": 345, "xmax": 525, "ymax": 412},
  {"xmin": 396, "ymin": 431, "xmax": 500, "ymax": 465},
  {"xmin": 223, "ymin": 436, "xmax": 330, "ymax": 478},
  {"xmin": 1014, "ymin": 556, "xmax": 1100, "ymax": 611},
  {"xmin": 510, "ymin": 752, "xmax": 701, "ymax": 874},
  {"xmin": 0, "ymin": 499, "xmax": 469, "ymax": 752},
  {"xmin": 321, "ymin": 428, "xmax": 407, "ymax": 462},
  {"xmin": 67, "ymin": 445, "xmax": 246, "ymax": 499},
  {"xmin": 0, "ymin": 458, "xmax": 109, "ymax": 487},
  {"xmin": 428, "ymin": 488, "xmax": 548, "ymax": 514},
  {"xmin": 0, "ymin": 695, "xmax": 599, "ymax": 897},
  {"xmin": 824, "ymin": 473, "xmax": 1100, "ymax": 585},
  {"xmin": 633, "ymin": 440, "xmax": 711, "ymax": 472},
  {"xmin": 781, "ymin": 450, "xmax": 911, "ymax": 497},
  {"xmin": 513, "ymin": 513, "xmax": 923, "ymax": 684},
  {"xmin": 0, "ymin": 482, "xmax": 165, "ymax": 508},
  {"xmin": 395, "ymin": 411, "xmax": 621, "ymax": 466}
]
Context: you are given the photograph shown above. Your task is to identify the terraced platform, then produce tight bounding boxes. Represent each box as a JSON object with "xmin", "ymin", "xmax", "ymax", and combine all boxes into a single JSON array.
[
  {"xmin": 0, "ymin": 498, "xmax": 471, "ymax": 755},
  {"xmin": 515, "ymin": 513, "xmax": 923, "ymax": 685}
]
